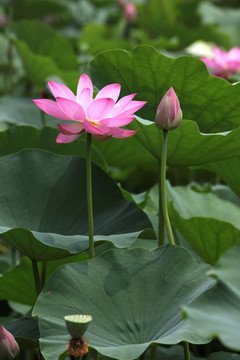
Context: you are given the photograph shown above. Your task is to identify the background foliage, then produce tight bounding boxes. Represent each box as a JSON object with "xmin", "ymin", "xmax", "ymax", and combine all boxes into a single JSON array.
[{"xmin": 0, "ymin": 0, "xmax": 240, "ymax": 359}]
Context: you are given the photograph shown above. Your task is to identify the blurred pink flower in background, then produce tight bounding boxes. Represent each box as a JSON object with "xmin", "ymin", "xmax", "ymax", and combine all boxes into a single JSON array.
[
  {"xmin": 201, "ymin": 46, "xmax": 240, "ymax": 79},
  {"xmin": 123, "ymin": 2, "xmax": 137, "ymax": 22},
  {"xmin": 33, "ymin": 73, "xmax": 146, "ymax": 143},
  {"xmin": 0, "ymin": 325, "xmax": 19, "ymax": 360},
  {"xmin": 155, "ymin": 87, "xmax": 182, "ymax": 131}
]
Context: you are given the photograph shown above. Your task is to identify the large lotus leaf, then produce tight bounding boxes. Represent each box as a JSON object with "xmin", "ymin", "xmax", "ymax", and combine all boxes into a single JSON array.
[
  {"xmin": 183, "ymin": 244, "xmax": 240, "ymax": 351},
  {"xmin": 0, "ymin": 253, "xmax": 88, "ymax": 306},
  {"xmin": 130, "ymin": 118, "xmax": 240, "ymax": 166},
  {"xmin": 0, "ymin": 125, "xmax": 107, "ymax": 170},
  {"xmin": 144, "ymin": 183, "xmax": 240, "ymax": 264},
  {"xmin": 167, "ymin": 185, "xmax": 240, "ymax": 264},
  {"xmin": 33, "ymin": 246, "xmax": 213, "ymax": 360},
  {"xmin": 90, "ymin": 45, "xmax": 240, "ymax": 133},
  {"xmin": 0, "ymin": 150, "xmax": 151, "ymax": 261}
]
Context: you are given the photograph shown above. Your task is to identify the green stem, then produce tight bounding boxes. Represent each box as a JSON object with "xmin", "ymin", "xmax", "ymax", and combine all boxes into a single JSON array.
[
  {"xmin": 94, "ymin": 350, "xmax": 100, "ymax": 360},
  {"xmin": 41, "ymin": 261, "xmax": 47, "ymax": 288},
  {"xmin": 161, "ymin": 130, "xmax": 175, "ymax": 245},
  {"xmin": 86, "ymin": 133, "xmax": 94, "ymax": 259},
  {"xmin": 183, "ymin": 341, "xmax": 191, "ymax": 360},
  {"xmin": 41, "ymin": 110, "xmax": 47, "ymax": 127},
  {"xmin": 150, "ymin": 345, "xmax": 157, "ymax": 360},
  {"xmin": 31, "ymin": 260, "xmax": 41, "ymax": 296},
  {"xmin": 158, "ymin": 160, "xmax": 164, "ymax": 247}
]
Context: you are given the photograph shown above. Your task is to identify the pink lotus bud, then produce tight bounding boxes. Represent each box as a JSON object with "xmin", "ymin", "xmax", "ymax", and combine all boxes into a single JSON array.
[
  {"xmin": 0, "ymin": 326, "xmax": 19, "ymax": 360},
  {"xmin": 123, "ymin": 2, "xmax": 137, "ymax": 22},
  {"xmin": 155, "ymin": 87, "xmax": 182, "ymax": 131}
]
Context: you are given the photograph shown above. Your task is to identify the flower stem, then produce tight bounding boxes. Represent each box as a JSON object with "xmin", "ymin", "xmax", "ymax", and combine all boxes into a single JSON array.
[
  {"xmin": 86, "ymin": 133, "xmax": 94, "ymax": 259},
  {"xmin": 158, "ymin": 160, "xmax": 164, "ymax": 247},
  {"xmin": 41, "ymin": 110, "xmax": 47, "ymax": 127},
  {"xmin": 31, "ymin": 260, "xmax": 41, "ymax": 296},
  {"xmin": 94, "ymin": 350, "xmax": 99, "ymax": 360},
  {"xmin": 150, "ymin": 345, "xmax": 157, "ymax": 360},
  {"xmin": 161, "ymin": 130, "xmax": 175, "ymax": 245},
  {"xmin": 183, "ymin": 341, "xmax": 191, "ymax": 360}
]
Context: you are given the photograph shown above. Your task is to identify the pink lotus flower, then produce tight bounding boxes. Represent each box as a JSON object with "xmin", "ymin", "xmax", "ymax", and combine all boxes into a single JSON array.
[
  {"xmin": 123, "ymin": 3, "xmax": 137, "ymax": 22},
  {"xmin": 155, "ymin": 87, "xmax": 182, "ymax": 131},
  {"xmin": 33, "ymin": 74, "xmax": 146, "ymax": 143},
  {"xmin": 201, "ymin": 46, "xmax": 240, "ymax": 79},
  {"xmin": 0, "ymin": 326, "xmax": 19, "ymax": 360}
]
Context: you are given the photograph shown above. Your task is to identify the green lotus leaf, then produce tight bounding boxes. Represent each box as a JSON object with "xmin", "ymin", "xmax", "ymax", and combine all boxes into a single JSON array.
[
  {"xmin": 33, "ymin": 246, "xmax": 213, "ymax": 360},
  {"xmin": 6, "ymin": 317, "xmax": 39, "ymax": 350},
  {"xmin": 0, "ymin": 125, "xmax": 107, "ymax": 171},
  {"xmin": 183, "ymin": 244, "xmax": 240, "ymax": 351},
  {"xmin": 144, "ymin": 183, "xmax": 240, "ymax": 264},
  {"xmin": 90, "ymin": 45, "xmax": 240, "ymax": 133},
  {"xmin": 0, "ymin": 150, "xmax": 151, "ymax": 261},
  {"xmin": 167, "ymin": 184, "xmax": 240, "ymax": 264}
]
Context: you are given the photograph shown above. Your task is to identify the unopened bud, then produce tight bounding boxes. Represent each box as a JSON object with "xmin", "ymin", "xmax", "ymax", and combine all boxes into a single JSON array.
[
  {"xmin": 155, "ymin": 87, "xmax": 182, "ymax": 131},
  {"xmin": 0, "ymin": 326, "xmax": 19, "ymax": 360},
  {"xmin": 123, "ymin": 3, "xmax": 137, "ymax": 22}
]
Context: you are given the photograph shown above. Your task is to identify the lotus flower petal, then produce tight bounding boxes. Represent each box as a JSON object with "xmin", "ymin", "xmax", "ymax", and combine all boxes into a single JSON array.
[
  {"xmin": 77, "ymin": 73, "xmax": 93, "ymax": 102},
  {"xmin": 201, "ymin": 45, "xmax": 240, "ymax": 78},
  {"xmin": 83, "ymin": 118, "xmax": 109, "ymax": 135},
  {"xmin": 48, "ymin": 81, "xmax": 76, "ymax": 101},
  {"xmin": 56, "ymin": 97, "xmax": 86, "ymax": 121},
  {"xmin": 110, "ymin": 93, "xmax": 136, "ymax": 116},
  {"xmin": 87, "ymin": 98, "xmax": 115, "ymax": 120},
  {"xmin": 33, "ymin": 99, "xmax": 71, "ymax": 120},
  {"xmin": 56, "ymin": 133, "xmax": 82, "ymax": 144},
  {"xmin": 99, "ymin": 115, "xmax": 135, "ymax": 127},
  {"xmin": 57, "ymin": 122, "xmax": 84, "ymax": 135},
  {"xmin": 77, "ymin": 88, "xmax": 93, "ymax": 112},
  {"xmin": 115, "ymin": 100, "xmax": 147, "ymax": 118},
  {"xmin": 108, "ymin": 127, "xmax": 138, "ymax": 138},
  {"xmin": 95, "ymin": 83, "xmax": 121, "ymax": 102}
]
